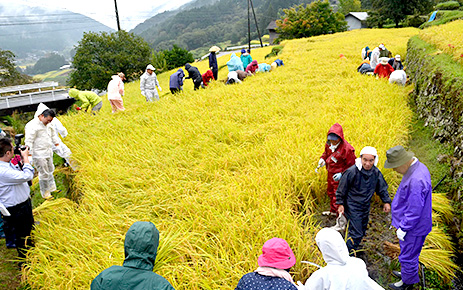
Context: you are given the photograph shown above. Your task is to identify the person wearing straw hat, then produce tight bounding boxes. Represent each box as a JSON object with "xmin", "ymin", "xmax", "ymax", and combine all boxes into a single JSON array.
[
  {"xmin": 374, "ymin": 57, "xmax": 394, "ymax": 79},
  {"xmin": 140, "ymin": 64, "xmax": 162, "ymax": 102},
  {"xmin": 302, "ymin": 228, "xmax": 384, "ymax": 290},
  {"xmin": 209, "ymin": 46, "xmax": 220, "ymax": 80},
  {"xmin": 235, "ymin": 238, "xmax": 298, "ymax": 290},
  {"xmin": 91, "ymin": 221, "xmax": 175, "ymax": 290},
  {"xmin": 335, "ymin": 146, "xmax": 391, "ymax": 256},
  {"xmin": 384, "ymin": 146, "xmax": 432, "ymax": 290}
]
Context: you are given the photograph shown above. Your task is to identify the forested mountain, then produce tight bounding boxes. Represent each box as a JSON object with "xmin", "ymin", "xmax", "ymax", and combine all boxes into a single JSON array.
[
  {"xmin": 0, "ymin": 4, "xmax": 113, "ymax": 60},
  {"xmin": 131, "ymin": 0, "xmax": 312, "ymax": 52}
]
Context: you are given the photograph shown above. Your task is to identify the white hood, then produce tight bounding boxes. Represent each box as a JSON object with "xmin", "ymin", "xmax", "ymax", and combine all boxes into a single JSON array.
[
  {"xmin": 304, "ymin": 228, "xmax": 384, "ymax": 290},
  {"xmin": 34, "ymin": 103, "xmax": 49, "ymax": 119},
  {"xmin": 25, "ymin": 103, "xmax": 59, "ymax": 158},
  {"xmin": 315, "ymin": 228, "xmax": 349, "ymax": 266}
]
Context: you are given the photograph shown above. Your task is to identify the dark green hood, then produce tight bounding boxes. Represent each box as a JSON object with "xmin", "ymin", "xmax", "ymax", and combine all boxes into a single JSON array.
[{"xmin": 123, "ymin": 221, "xmax": 159, "ymax": 271}]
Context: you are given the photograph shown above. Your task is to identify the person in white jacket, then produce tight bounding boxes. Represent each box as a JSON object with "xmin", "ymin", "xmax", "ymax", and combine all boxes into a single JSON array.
[
  {"xmin": 25, "ymin": 104, "xmax": 59, "ymax": 199},
  {"xmin": 302, "ymin": 228, "xmax": 383, "ymax": 290},
  {"xmin": 370, "ymin": 44, "xmax": 383, "ymax": 69},
  {"xmin": 107, "ymin": 72, "xmax": 126, "ymax": 113},
  {"xmin": 50, "ymin": 118, "xmax": 75, "ymax": 171},
  {"xmin": 140, "ymin": 64, "xmax": 162, "ymax": 102}
]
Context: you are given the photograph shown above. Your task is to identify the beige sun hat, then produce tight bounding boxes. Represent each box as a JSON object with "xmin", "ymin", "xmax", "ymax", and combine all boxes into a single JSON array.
[
  {"xmin": 380, "ymin": 57, "xmax": 389, "ymax": 65},
  {"xmin": 384, "ymin": 145, "xmax": 414, "ymax": 168},
  {"xmin": 209, "ymin": 46, "xmax": 220, "ymax": 53}
]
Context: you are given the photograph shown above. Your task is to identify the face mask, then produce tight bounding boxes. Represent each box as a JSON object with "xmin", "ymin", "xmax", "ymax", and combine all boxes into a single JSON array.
[{"xmin": 329, "ymin": 143, "xmax": 339, "ymax": 152}]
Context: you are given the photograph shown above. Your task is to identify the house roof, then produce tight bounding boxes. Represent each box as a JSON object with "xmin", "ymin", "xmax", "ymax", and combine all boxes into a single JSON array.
[
  {"xmin": 345, "ymin": 12, "xmax": 369, "ymax": 21},
  {"xmin": 266, "ymin": 20, "xmax": 277, "ymax": 30}
]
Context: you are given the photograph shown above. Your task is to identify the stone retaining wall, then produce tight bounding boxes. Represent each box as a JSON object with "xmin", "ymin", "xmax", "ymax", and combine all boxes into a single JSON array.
[{"xmin": 406, "ymin": 35, "xmax": 463, "ymax": 159}]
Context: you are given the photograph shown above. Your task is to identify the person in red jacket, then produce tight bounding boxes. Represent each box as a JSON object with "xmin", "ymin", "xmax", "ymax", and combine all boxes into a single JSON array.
[
  {"xmin": 202, "ymin": 69, "xmax": 215, "ymax": 87},
  {"xmin": 374, "ymin": 58, "xmax": 394, "ymax": 79},
  {"xmin": 317, "ymin": 123, "xmax": 356, "ymax": 216}
]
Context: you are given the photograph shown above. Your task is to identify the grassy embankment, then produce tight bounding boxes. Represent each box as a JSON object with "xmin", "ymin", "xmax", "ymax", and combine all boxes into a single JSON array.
[{"xmin": 21, "ymin": 27, "xmax": 455, "ymax": 289}]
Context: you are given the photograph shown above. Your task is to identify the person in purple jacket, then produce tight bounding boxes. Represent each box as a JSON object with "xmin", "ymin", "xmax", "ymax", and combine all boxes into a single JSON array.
[
  {"xmin": 384, "ymin": 146, "xmax": 432, "ymax": 290},
  {"xmin": 169, "ymin": 68, "xmax": 185, "ymax": 94}
]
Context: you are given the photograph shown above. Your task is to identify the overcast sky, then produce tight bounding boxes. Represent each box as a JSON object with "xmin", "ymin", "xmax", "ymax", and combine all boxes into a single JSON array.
[{"xmin": 1, "ymin": 0, "xmax": 192, "ymax": 30}]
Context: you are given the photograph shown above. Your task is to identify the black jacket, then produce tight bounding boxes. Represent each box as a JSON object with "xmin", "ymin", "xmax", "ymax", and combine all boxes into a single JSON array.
[{"xmin": 185, "ymin": 63, "xmax": 202, "ymax": 83}]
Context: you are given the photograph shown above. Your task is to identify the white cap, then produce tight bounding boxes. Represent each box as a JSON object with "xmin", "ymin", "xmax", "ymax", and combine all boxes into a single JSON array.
[
  {"xmin": 146, "ymin": 64, "xmax": 155, "ymax": 71},
  {"xmin": 395, "ymin": 55, "xmax": 401, "ymax": 61},
  {"xmin": 379, "ymin": 44, "xmax": 385, "ymax": 50},
  {"xmin": 360, "ymin": 146, "xmax": 378, "ymax": 166}
]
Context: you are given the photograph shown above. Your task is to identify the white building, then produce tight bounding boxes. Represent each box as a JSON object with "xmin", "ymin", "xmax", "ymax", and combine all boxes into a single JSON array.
[{"xmin": 345, "ymin": 12, "xmax": 369, "ymax": 30}]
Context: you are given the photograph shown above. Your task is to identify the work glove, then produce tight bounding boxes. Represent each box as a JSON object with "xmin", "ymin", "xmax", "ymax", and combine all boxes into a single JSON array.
[
  {"xmin": 296, "ymin": 281, "xmax": 305, "ymax": 290},
  {"xmin": 315, "ymin": 158, "xmax": 326, "ymax": 173},
  {"xmin": 158, "ymin": 86, "xmax": 162, "ymax": 92},
  {"xmin": 333, "ymin": 172, "xmax": 342, "ymax": 181},
  {"xmin": 397, "ymin": 228, "xmax": 407, "ymax": 241},
  {"xmin": 141, "ymin": 90, "xmax": 146, "ymax": 97}
]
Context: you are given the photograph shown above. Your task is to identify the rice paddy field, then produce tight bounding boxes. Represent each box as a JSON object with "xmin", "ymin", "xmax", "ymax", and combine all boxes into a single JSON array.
[
  {"xmin": 419, "ymin": 19, "xmax": 463, "ymax": 65},
  {"xmin": 25, "ymin": 27, "xmax": 456, "ymax": 289}
]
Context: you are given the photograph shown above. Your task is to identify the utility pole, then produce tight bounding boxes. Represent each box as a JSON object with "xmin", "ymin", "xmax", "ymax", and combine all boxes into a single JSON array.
[
  {"xmin": 247, "ymin": 0, "xmax": 251, "ymax": 51},
  {"xmin": 249, "ymin": 0, "xmax": 263, "ymax": 47},
  {"xmin": 114, "ymin": 0, "xmax": 121, "ymax": 31}
]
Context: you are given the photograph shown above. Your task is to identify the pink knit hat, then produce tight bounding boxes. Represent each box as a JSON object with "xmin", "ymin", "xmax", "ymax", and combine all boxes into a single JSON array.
[{"xmin": 257, "ymin": 238, "xmax": 296, "ymax": 269}]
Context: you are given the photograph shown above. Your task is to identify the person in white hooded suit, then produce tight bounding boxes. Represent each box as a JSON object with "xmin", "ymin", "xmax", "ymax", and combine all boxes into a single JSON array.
[
  {"xmin": 25, "ymin": 103, "xmax": 60, "ymax": 199},
  {"xmin": 302, "ymin": 228, "xmax": 384, "ymax": 290}
]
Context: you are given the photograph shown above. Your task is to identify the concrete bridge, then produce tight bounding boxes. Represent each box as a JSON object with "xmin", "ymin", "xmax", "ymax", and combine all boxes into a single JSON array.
[{"xmin": 0, "ymin": 82, "xmax": 75, "ymax": 115}]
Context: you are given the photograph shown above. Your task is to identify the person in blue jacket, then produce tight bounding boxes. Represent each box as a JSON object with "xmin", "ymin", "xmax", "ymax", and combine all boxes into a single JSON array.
[
  {"xmin": 169, "ymin": 68, "xmax": 185, "ymax": 94},
  {"xmin": 384, "ymin": 146, "xmax": 432, "ymax": 290},
  {"xmin": 209, "ymin": 46, "xmax": 220, "ymax": 80},
  {"xmin": 91, "ymin": 221, "xmax": 175, "ymax": 290},
  {"xmin": 240, "ymin": 49, "xmax": 253, "ymax": 71},
  {"xmin": 227, "ymin": 53, "xmax": 244, "ymax": 72}
]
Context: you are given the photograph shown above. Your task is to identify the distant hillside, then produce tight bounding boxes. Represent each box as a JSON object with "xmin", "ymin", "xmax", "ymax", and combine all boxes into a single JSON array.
[
  {"xmin": 131, "ymin": 0, "xmax": 312, "ymax": 52},
  {"xmin": 0, "ymin": 4, "xmax": 113, "ymax": 60}
]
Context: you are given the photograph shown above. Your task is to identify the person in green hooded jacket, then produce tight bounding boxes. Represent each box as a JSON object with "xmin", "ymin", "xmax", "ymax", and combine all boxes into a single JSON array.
[
  {"xmin": 91, "ymin": 221, "xmax": 175, "ymax": 290},
  {"xmin": 68, "ymin": 88, "xmax": 103, "ymax": 113}
]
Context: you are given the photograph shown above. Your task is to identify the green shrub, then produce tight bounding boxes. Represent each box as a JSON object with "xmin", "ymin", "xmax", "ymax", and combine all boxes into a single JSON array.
[
  {"xmin": 436, "ymin": 1, "xmax": 460, "ymax": 10},
  {"xmin": 405, "ymin": 14, "xmax": 427, "ymax": 27}
]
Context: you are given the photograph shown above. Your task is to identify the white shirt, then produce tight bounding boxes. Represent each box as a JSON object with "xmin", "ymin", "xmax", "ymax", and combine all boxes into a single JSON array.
[
  {"xmin": 0, "ymin": 161, "xmax": 34, "ymax": 207},
  {"xmin": 389, "ymin": 70, "xmax": 407, "ymax": 86},
  {"xmin": 140, "ymin": 71, "xmax": 160, "ymax": 92},
  {"xmin": 370, "ymin": 47, "xmax": 380, "ymax": 69}
]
